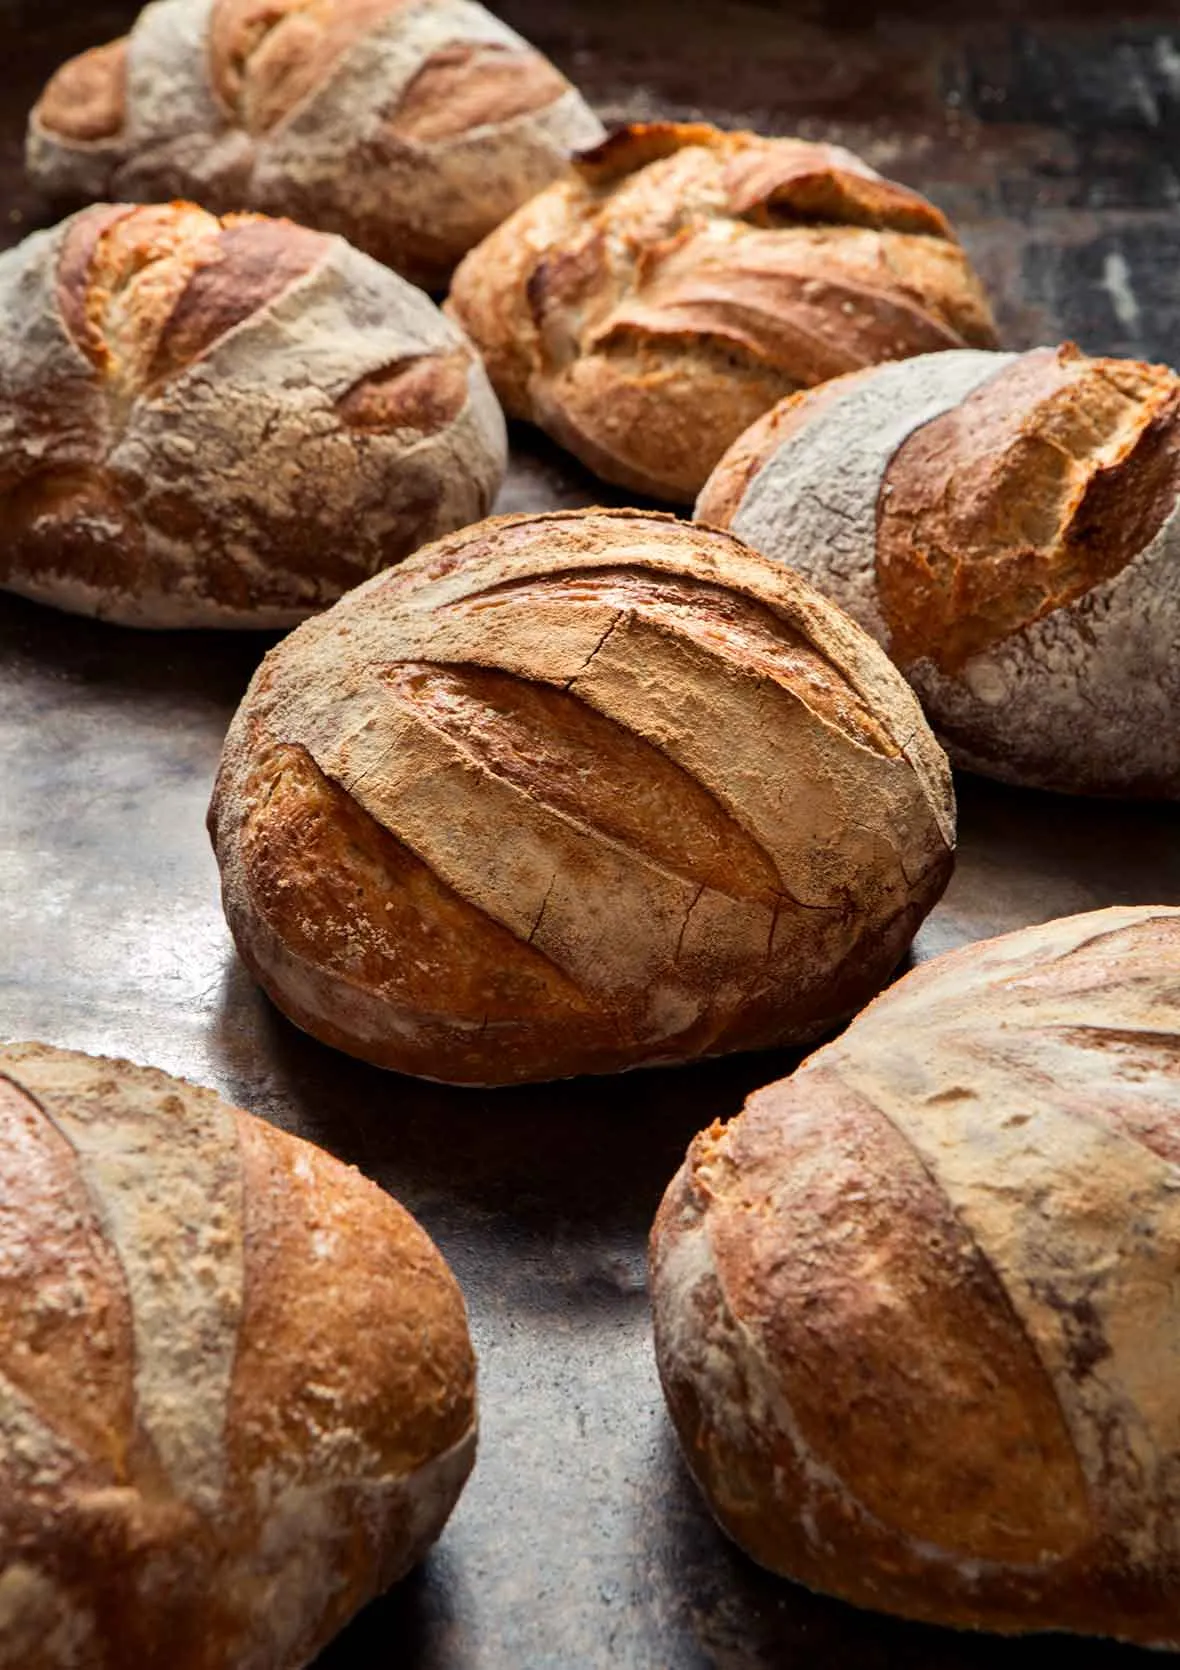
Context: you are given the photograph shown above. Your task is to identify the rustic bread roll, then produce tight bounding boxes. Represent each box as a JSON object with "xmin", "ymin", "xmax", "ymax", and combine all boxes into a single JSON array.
[
  {"xmin": 0, "ymin": 201, "xmax": 506, "ymax": 628},
  {"xmin": 27, "ymin": 0, "xmax": 605, "ymax": 291},
  {"xmin": 0, "ymin": 1040, "xmax": 477, "ymax": 1670},
  {"xmin": 208, "ymin": 508, "xmax": 955, "ymax": 1086},
  {"xmin": 651, "ymin": 904, "xmax": 1180, "ymax": 1648},
  {"xmin": 697, "ymin": 343, "xmax": 1180, "ymax": 796},
  {"xmin": 446, "ymin": 122, "xmax": 998, "ymax": 502}
]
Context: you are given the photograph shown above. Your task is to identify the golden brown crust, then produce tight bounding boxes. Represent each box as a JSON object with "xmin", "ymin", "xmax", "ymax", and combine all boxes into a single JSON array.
[
  {"xmin": 0, "ymin": 202, "xmax": 506, "ymax": 627},
  {"xmin": 388, "ymin": 41, "xmax": 569, "ymax": 141},
  {"xmin": 0, "ymin": 1042, "xmax": 477, "ymax": 1670},
  {"xmin": 448, "ymin": 121, "xmax": 997, "ymax": 502},
  {"xmin": 651, "ymin": 905, "xmax": 1180, "ymax": 1646},
  {"xmin": 208, "ymin": 0, "xmax": 411, "ymax": 133},
  {"xmin": 29, "ymin": 1, "xmax": 604, "ymax": 289},
  {"xmin": 34, "ymin": 38, "xmax": 129, "ymax": 143},
  {"xmin": 877, "ymin": 344, "xmax": 1180, "ymax": 670},
  {"xmin": 209, "ymin": 508, "xmax": 955, "ymax": 1085}
]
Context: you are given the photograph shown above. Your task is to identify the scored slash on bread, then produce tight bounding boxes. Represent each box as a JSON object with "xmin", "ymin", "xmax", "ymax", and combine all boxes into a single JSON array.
[
  {"xmin": 447, "ymin": 120, "xmax": 998, "ymax": 503},
  {"xmin": 651, "ymin": 905, "xmax": 1180, "ymax": 1648},
  {"xmin": 208, "ymin": 508, "xmax": 955, "ymax": 1086},
  {"xmin": 0, "ymin": 1042, "xmax": 477, "ymax": 1670},
  {"xmin": 697, "ymin": 343, "xmax": 1180, "ymax": 797},
  {"xmin": 27, "ymin": 0, "xmax": 606, "ymax": 290},
  {"xmin": 0, "ymin": 201, "xmax": 506, "ymax": 628}
]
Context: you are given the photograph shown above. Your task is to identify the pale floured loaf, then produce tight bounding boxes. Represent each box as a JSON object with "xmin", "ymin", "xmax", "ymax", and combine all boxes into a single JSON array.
[
  {"xmin": 0, "ymin": 201, "xmax": 506, "ymax": 628},
  {"xmin": 207, "ymin": 508, "xmax": 956, "ymax": 1086},
  {"xmin": 27, "ymin": 0, "xmax": 605, "ymax": 291},
  {"xmin": 651, "ymin": 904, "xmax": 1180, "ymax": 1647},
  {"xmin": 697, "ymin": 344, "xmax": 1180, "ymax": 796},
  {"xmin": 0, "ymin": 1040, "xmax": 477, "ymax": 1670},
  {"xmin": 446, "ymin": 121, "xmax": 997, "ymax": 502}
]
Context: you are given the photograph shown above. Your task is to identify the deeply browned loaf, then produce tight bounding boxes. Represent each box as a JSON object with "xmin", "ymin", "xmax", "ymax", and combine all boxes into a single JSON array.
[
  {"xmin": 697, "ymin": 343, "xmax": 1180, "ymax": 796},
  {"xmin": 651, "ymin": 905, "xmax": 1180, "ymax": 1648},
  {"xmin": 27, "ymin": 0, "xmax": 606, "ymax": 291},
  {"xmin": 208, "ymin": 508, "xmax": 956, "ymax": 1086},
  {"xmin": 0, "ymin": 1042, "xmax": 477, "ymax": 1670},
  {"xmin": 447, "ymin": 121, "xmax": 997, "ymax": 502},
  {"xmin": 0, "ymin": 201, "xmax": 505, "ymax": 627}
]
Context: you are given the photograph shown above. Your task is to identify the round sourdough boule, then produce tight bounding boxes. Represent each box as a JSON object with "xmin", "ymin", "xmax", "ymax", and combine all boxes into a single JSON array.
[
  {"xmin": 650, "ymin": 905, "xmax": 1180, "ymax": 1648},
  {"xmin": 26, "ymin": 0, "xmax": 605, "ymax": 292},
  {"xmin": 697, "ymin": 343, "xmax": 1180, "ymax": 796},
  {"xmin": 207, "ymin": 508, "xmax": 956, "ymax": 1086},
  {"xmin": 0, "ymin": 201, "xmax": 505, "ymax": 629},
  {"xmin": 446, "ymin": 121, "xmax": 997, "ymax": 503},
  {"xmin": 0, "ymin": 1040, "xmax": 477, "ymax": 1670}
]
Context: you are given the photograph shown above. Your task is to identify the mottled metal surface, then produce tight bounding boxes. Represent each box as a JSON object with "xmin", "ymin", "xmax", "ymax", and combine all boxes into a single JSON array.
[{"xmin": 2, "ymin": 4, "xmax": 1180, "ymax": 1665}]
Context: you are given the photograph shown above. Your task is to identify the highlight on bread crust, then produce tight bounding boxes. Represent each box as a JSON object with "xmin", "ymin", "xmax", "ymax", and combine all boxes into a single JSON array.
[
  {"xmin": 26, "ymin": 0, "xmax": 606, "ymax": 291},
  {"xmin": 0, "ymin": 201, "xmax": 506, "ymax": 628},
  {"xmin": 650, "ymin": 904, "xmax": 1180, "ymax": 1649},
  {"xmin": 696, "ymin": 344, "xmax": 1180, "ymax": 797},
  {"xmin": 0, "ymin": 1040, "xmax": 477, "ymax": 1670},
  {"xmin": 446, "ymin": 121, "xmax": 997, "ymax": 503},
  {"xmin": 208, "ymin": 508, "xmax": 956, "ymax": 1086}
]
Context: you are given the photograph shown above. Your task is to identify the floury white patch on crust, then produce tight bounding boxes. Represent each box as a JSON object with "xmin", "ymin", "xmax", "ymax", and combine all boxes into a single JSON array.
[
  {"xmin": 0, "ymin": 206, "xmax": 507, "ymax": 627},
  {"xmin": 26, "ymin": 0, "xmax": 605, "ymax": 284},
  {"xmin": 725, "ymin": 349, "xmax": 1017, "ymax": 645}
]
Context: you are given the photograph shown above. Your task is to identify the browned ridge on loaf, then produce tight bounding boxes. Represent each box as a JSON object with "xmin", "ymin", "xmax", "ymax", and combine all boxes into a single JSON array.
[
  {"xmin": 447, "ymin": 121, "xmax": 997, "ymax": 502},
  {"xmin": 209, "ymin": 508, "xmax": 956, "ymax": 1085},
  {"xmin": 0, "ymin": 200, "xmax": 506, "ymax": 628},
  {"xmin": 696, "ymin": 343, "xmax": 1180, "ymax": 796},
  {"xmin": 0, "ymin": 1041, "xmax": 477, "ymax": 1670},
  {"xmin": 27, "ymin": 0, "xmax": 606, "ymax": 290},
  {"xmin": 651, "ymin": 905, "xmax": 1180, "ymax": 1649}
]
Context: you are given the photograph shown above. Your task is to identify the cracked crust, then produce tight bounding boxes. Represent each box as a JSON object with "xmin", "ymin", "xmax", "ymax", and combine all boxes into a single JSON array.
[
  {"xmin": 651, "ymin": 905, "xmax": 1180, "ymax": 1646},
  {"xmin": 0, "ymin": 1041, "xmax": 477, "ymax": 1670},
  {"xmin": 698, "ymin": 345, "xmax": 1180, "ymax": 796},
  {"xmin": 208, "ymin": 508, "xmax": 955, "ymax": 1085},
  {"xmin": 27, "ymin": 0, "xmax": 605, "ymax": 291},
  {"xmin": 446, "ymin": 121, "xmax": 996, "ymax": 502},
  {"xmin": 0, "ymin": 202, "xmax": 506, "ymax": 628}
]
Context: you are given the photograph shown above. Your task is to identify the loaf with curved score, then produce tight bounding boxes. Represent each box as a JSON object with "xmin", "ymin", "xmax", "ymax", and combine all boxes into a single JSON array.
[
  {"xmin": 697, "ymin": 343, "xmax": 1180, "ymax": 796},
  {"xmin": 0, "ymin": 1040, "xmax": 477, "ymax": 1670},
  {"xmin": 208, "ymin": 508, "xmax": 956, "ymax": 1086},
  {"xmin": 651, "ymin": 904, "xmax": 1180, "ymax": 1648},
  {"xmin": 0, "ymin": 201, "xmax": 505, "ymax": 628},
  {"xmin": 447, "ymin": 121, "xmax": 997, "ymax": 502},
  {"xmin": 27, "ymin": 0, "xmax": 605, "ymax": 292}
]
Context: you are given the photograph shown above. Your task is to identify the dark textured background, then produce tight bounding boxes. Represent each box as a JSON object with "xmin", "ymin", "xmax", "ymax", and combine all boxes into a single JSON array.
[{"xmin": 3, "ymin": 3, "xmax": 1180, "ymax": 1665}]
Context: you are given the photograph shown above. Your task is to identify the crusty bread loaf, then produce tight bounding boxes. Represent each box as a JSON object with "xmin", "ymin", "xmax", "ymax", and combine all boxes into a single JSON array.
[
  {"xmin": 27, "ymin": 0, "xmax": 605, "ymax": 291},
  {"xmin": 0, "ymin": 201, "xmax": 505, "ymax": 628},
  {"xmin": 0, "ymin": 1040, "xmax": 476, "ymax": 1670},
  {"xmin": 651, "ymin": 904, "xmax": 1180, "ymax": 1648},
  {"xmin": 208, "ymin": 508, "xmax": 955, "ymax": 1086},
  {"xmin": 446, "ymin": 122, "xmax": 997, "ymax": 502},
  {"xmin": 697, "ymin": 344, "xmax": 1180, "ymax": 796}
]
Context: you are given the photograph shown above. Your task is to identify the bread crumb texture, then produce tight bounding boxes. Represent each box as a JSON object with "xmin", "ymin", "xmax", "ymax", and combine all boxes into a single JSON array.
[
  {"xmin": 209, "ymin": 509, "xmax": 956, "ymax": 1085},
  {"xmin": 447, "ymin": 121, "xmax": 997, "ymax": 502},
  {"xmin": 700, "ymin": 344, "xmax": 1180, "ymax": 796},
  {"xmin": 27, "ymin": 0, "xmax": 605, "ymax": 289},
  {"xmin": 0, "ymin": 201, "xmax": 505, "ymax": 627},
  {"xmin": 0, "ymin": 1041, "xmax": 476, "ymax": 1670},
  {"xmin": 651, "ymin": 905, "xmax": 1180, "ymax": 1647}
]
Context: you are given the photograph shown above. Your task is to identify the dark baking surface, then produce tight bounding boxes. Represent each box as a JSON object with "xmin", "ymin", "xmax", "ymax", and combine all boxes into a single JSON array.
[{"xmin": 3, "ymin": 2, "xmax": 1180, "ymax": 1664}]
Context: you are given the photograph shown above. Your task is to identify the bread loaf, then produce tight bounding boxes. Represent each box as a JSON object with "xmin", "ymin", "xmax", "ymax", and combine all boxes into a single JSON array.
[
  {"xmin": 27, "ymin": 0, "xmax": 605, "ymax": 291},
  {"xmin": 0, "ymin": 201, "xmax": 505, "ymax": 628},
  {"xmin": 446, "ymin": 122, "xmax": 997, "ymax": 502},
  {"xmin": 651, "ymin": 905, "xmax": 1180, "ymax": 1647},
  {"xmin": 208, "ymin": 508, "xmax": 955, "ymax": 1086},
  {"xmin": 0, "ymin": 1041, "xmax": 477, "ymax": 1670},
  {"xmin": 697, "ymin": 343, "xmax": 1180, "ymax": 796}
]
